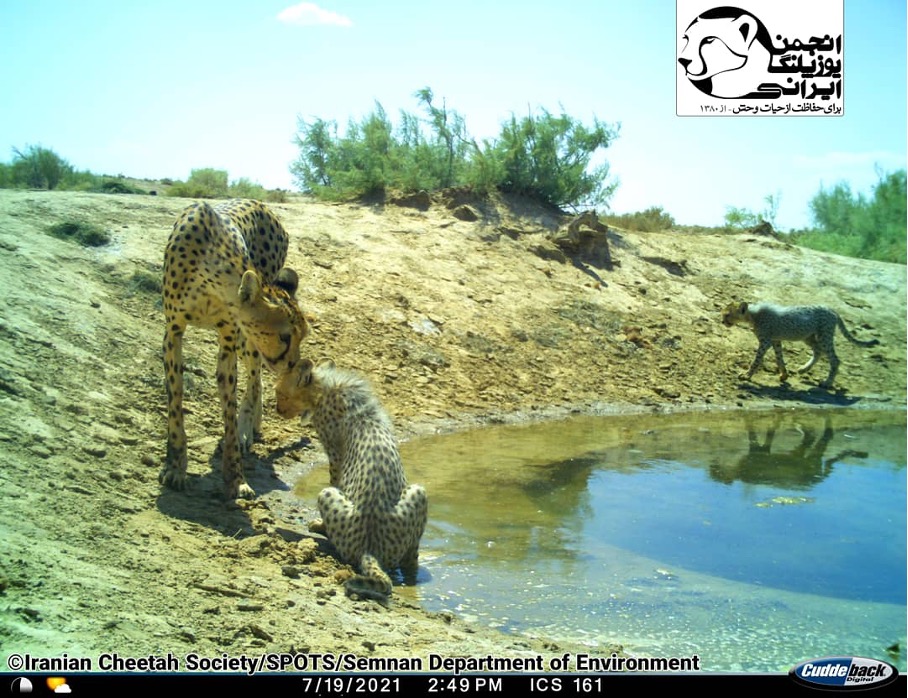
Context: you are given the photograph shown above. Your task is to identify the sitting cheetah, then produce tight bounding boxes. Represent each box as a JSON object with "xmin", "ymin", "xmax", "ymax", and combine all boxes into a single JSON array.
[
  {"xmin": 276, "ymin": 359, "xmax": 428, "ymax": 601},
  {"xmin": 161, "ymin": 199, "xmax": 309, "ymax": 499},
  {"xmin": 721, "ymin": 301, "xmax": 879, "ymax": 388}
]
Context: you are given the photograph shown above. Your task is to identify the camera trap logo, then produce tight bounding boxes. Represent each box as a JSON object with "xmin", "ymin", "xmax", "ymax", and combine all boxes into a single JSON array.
[
  {"xmin": 789, "ymin": 657, "xmax": 899, "ymax": 691},
  {"xmin": 677, "ymin": 1, "xmax": 843, "ymax": 116}
]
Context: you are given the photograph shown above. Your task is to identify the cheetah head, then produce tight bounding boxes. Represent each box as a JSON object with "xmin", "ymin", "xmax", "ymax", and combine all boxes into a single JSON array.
[
  {"xmin": 721, "ymin": 301, "xmax": 749, "ymax": 326},
  {"xmin": 275, "ymin": 357, "xmax": 335, "ymax": 420},
  {"xmin": 235, "ymin": 268, "xmax": 309, "ymax": 371}
]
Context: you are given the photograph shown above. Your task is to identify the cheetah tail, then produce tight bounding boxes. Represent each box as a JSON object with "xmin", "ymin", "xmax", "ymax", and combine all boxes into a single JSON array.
[
  {"xmin": 344, "ymin": 553, "xmax": 393, "ymax": 603},
  {"xmin": 836, "ymin": 315, "xmax": 880, "ymax": 347}
]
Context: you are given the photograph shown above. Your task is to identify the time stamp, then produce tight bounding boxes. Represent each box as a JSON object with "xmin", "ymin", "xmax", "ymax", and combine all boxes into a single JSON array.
[{"xmin": 301, "ymin": 676, "xmax": 606, "ymax": 693}]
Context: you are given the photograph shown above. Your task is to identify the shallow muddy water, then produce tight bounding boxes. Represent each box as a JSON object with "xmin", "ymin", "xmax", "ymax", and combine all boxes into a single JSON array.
[{"xmin": 292, "ymin": 408, "xmax": 906, "ymax": 673}]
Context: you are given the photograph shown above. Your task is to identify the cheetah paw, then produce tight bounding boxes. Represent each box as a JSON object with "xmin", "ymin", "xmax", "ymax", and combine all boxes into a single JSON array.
[
  {"xmin": 159, "ymin": 467, "xmax": 188, "ymax": 491},
  {"xmin": 227, "ymin": 479, "xmax": 256, "ymax": 500}
]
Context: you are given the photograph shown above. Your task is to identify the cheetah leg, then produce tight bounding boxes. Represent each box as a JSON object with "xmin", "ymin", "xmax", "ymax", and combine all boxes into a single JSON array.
[
  {"xmin": 160, "ymin": 321, "xmax": 188, "ymax": 490},
  {"xmin": 350, "ymin": 554, "xmax": 393, "ymax": 601},
  {"xmin": 217, "ymin": 327, "xmax": 255, "ymax": 499},
  {"xmin": 819, "ymin": 350, "xmax": 839, "ymax": 389},
  {"xmin": 395, "ymin": 484, "xmax": 428, "ymax": 578},
  {"xmin": 771, "ymin": 341, "xmax": 789, "ymax": 382},
  {"xmin": 317, "ymin": 488, "xmax": 394, "ymax": 600},
  {"xmin": 238, "ymin": 336, "xmax": 263, "ymax": 453},
  {"xmin": 744, "ymin": 339, "xmax": 771, "ymax": 380},
  {"xmin": 797, "ymin": 336, "xmax": 820, "ymax": 375},
  {"xmin": 317, "ymin": 487, "xmax": 362, "ymax": 563}
]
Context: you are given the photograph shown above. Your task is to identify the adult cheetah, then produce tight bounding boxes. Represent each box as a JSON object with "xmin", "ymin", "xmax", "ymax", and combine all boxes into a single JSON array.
[
  {"xmin": 721, "ymin": 301, "xmax": 879, "ymax": 388},
  {"xmin": 276, "ymin": 359, "xmax": 428, "ymax": 601},
  {"xmin": 161, "ymin": 199, "xmax": 309, "ymax": 499}
]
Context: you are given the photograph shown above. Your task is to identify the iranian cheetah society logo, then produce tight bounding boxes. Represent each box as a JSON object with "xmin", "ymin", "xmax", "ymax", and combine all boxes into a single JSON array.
[{"xmin": 676, "ymin": 0, "xmax": 843, "ymax": 116}]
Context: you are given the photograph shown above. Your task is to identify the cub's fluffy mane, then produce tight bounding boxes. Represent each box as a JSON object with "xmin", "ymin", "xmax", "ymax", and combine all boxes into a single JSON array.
[{"xmin": 313, "ymin": 364, "xmax": 393, "ymax": 428}]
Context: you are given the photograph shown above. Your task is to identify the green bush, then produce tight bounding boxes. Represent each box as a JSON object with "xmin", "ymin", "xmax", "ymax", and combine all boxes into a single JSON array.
[
  {"xmin": 324, "ymin": 104, "xmax": 397, "ymax": 198},
  {"xmin": 128, "ymin": 269, "xmax": 163, "ymax": 294},
  {"xmin": 291, "ymin": 89, "xmax": 620, "ymax": 210},
  {"xmin": 792, "ymin": 169, "xmax": 906, "ymax": 263},
  {"xmin": 603, "ymin": 206, "xmax": 676, "ymax": 232},
  {"xmin": 166, "ymin": 168, "xmax": 230, "ymax": 198},
  {"xmin": 292, "ymin": 91, "xmax": 476, "ymax": 199},
  {"xmin": 491, "ymin": 109, "xmax": 619, "ymax": 208},
  {"xmin": 166, "ymin": 169, "xmax": 285, "ymax": 201},
  {"xmin": 263, "ymin": 189, "xmax": 288, "ymax": 203},
  {"xmin": 410, "ymin": 87, "xmax": 472, "ymax": 189},
  {"xmin": 10, "ymin": 145, "xmax": 73, "ymax": 190},
  {"xmin": 723, "ymin": 193, "xmax": 780, "ymax": 231},
  {"xmin": 47, "ymin": 220, "xmax": 111, "ymax": 247},
  {"xmin": 94, "ymin": 178, "xmax": 146, "ymax": 194},
  {"xmin": 228, "ymin": 177, "xmax": 269, "ymax": 200}
]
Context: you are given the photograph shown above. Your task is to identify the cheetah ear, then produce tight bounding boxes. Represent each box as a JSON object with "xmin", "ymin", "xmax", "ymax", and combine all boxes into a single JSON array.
[
  {"xmin": 317, "ymin": 357, "xmax": 336, "ymax": 370},
  {"xmin": 297, "ymin": 358, "xmax": 314, "ymax": 386},
  {"xmin": 739, "ymin": 302, "xmax": 749, "ymax": 313},
  {"xmin": 274, "ymin": 268, "xmax": 299, "ymax": 297},
  {"xmin": 238, "ymin": 270, "xmax": 264, "ymax": 305}
]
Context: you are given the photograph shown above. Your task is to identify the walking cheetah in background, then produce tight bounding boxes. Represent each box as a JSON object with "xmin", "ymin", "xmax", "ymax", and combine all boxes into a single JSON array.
[
  {"xmin": 161, "ymin": 199, "xmax": 309, "ymax": 499},
  {"xmin": 721, "ymin": 301, "xmax": 879, "ymax": 388},
  {"xmin": 276, "ymin": 359, "xmax": 428, "ymax": 601}
]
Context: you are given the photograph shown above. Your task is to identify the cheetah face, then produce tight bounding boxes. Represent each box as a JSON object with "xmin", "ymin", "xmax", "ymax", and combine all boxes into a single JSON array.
[
  {"xmin": 722, "ymin": 301, "xmax": 749, "ymax": 327},
  {"xmin": 275, "ymin": 358, "xmax": 337, "ymax": 420},
  {"xmin": 275, "ymin": 358, "xmax": 316, "ymax": 420},
  {"xmin": 236, "ymin": 269, "xmax": 308, "ymax": 371}
]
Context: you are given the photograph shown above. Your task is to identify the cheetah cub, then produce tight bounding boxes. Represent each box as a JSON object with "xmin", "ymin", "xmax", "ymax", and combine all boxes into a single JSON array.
[
  {"xmin": 276, "ymin": 359, "xmax": 428, "ymax": 601},
  {"xmin": 722, "ymin": 301, "xmax": 879, "ymax": 388}
]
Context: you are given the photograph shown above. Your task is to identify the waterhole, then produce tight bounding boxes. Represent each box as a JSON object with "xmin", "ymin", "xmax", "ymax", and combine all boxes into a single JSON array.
[{"xmin": 292, "ymin": 408, "xmax": 906, "ymax": 673}]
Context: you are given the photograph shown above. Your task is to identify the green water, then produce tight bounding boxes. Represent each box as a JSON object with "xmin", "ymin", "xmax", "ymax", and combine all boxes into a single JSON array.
[{"xmin": 291, "ymin": 408, "xmax": 906, "ymax": 672}]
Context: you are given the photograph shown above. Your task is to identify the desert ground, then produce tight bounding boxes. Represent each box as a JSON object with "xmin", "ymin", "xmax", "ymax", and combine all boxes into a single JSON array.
[{"xmin": 0, "ymin": 188, "xmax": 904, "ymax": 669}]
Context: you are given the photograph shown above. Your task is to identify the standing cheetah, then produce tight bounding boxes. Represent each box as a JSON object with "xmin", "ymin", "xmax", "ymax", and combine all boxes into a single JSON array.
[
  {"xmin": 161, "ymin": 199, "xmax": 309, "ymax": 499},
  {"xmin": 721, "ymin": 301, "xmax": 879, "ymax": 388},
  {"xmin": 276, "ymin": 359, "xmax": 428, "ymax": 601}
]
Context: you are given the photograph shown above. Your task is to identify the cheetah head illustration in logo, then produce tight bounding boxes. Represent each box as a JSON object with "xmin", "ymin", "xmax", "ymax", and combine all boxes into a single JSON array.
[{"xmin": 678, "ymin": 6, "xmax": 782, "ymax": 99}]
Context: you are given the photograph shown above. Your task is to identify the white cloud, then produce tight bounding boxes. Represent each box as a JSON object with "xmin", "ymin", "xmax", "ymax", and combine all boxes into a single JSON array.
[{"xmin": 277, "ymin": 3, "xmax": 352, "ymax": 27}]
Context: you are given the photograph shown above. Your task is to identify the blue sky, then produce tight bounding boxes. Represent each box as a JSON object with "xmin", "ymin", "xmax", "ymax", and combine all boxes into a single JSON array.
[{"xmin": 0, "ymin": 0, "xmax": 904, "ymax": 229}]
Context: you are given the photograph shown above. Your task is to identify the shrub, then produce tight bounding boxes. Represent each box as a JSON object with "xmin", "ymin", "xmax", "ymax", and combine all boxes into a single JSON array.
[
  {"xmin": 166, "ymin": 168, "xmax": 230, "ymax": 198},
  {"xmin": 603, "ymin": 206, "xmax": 676, "ymax": 232},
  {"xmin": 228, "ymin": 177, "xmax": 268, "ymax": 200},
  {"xmin": 264, "ymin": 189, "xmax": 288, "ymax": 203},
  {"xmin": 128, "ymin": 269, "xmax": 163, "ymax": 294},
  {"xmin": 411, "ymin": 87, "xmax": 472, "ymax": 189},
  {"xmin": 291, "ymin": 89, "xmax": 620, "ymax": 210},
  {"xmin": 792, "ymin": 169, "xmax": 906, "ymax": 263},
  {"xmin": 491, "ymin": 109, "xmax": 619, "ymax": 209},
  {"xmin": 326, "ymin": 104, "xmax": 397, "ymax": 198},
  {"xmin": 291, "ymin": 117, "xmax": 337, "ymax": 193},
  {"xmin": 47, "ymin": 220, "xmax": 111, "ymax": 247},
  {"xmin": 10, "ymin": 145, "xmax": 73, "ymax": 190},
  {"xmin": 723, "ymin": 206, "xmax": 762, "ymax": 230},
  {"xmin": 724, "ymin": 193, "xmax": 780, "ymax": 231},
  {"xmin": 94, "ymin": 178, "xmax": 146, "ymax": 194}
]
